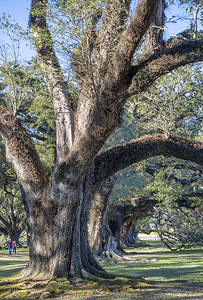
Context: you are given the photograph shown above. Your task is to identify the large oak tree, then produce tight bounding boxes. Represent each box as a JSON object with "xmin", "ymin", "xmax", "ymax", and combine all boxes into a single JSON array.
[{"xmin": 0, "ymin": 0, "xmax": 203, "ymax": 279}]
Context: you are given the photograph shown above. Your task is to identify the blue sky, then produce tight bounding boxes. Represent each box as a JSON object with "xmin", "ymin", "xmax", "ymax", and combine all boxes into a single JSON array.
[
  {"xmin": 0, "ymin": 0, "xmax": 191, "ymax": 33},
  {"xmin": 0, "ymin": 0, "xmax": 199, "ymax": 61},
  {"xmin": 0, "ymin": 0, "xmax": 31, "ymax": 28}
]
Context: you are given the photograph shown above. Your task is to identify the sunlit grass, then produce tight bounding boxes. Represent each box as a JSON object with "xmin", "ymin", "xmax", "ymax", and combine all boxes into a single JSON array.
[
  {"xmin": 0, "ymin": 242, "xmax": 202, "ymax": 299},
  {"xmin": 0, "ymin": 248, "xmax": 29, "ymax": 278},
  {"xmin": 103, "ymin": 241, "xmax": 203, "ymax": 283}
]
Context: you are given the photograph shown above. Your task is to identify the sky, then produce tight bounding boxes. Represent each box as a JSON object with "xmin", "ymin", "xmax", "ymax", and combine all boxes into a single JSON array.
[
  {"xmin": 0, "ymin": 0, "xmax": 192, "ymax": 31},
  {"xmin": 0, "ymin": 0, "xmax": 200, "ymax": 61},
  {"xmin": 0, "ymin": 0, "xmax": 35, "ymax": 60},
  {"xmin": 0, "ymin": 0, "xmax": 31, "ymax": 28}
]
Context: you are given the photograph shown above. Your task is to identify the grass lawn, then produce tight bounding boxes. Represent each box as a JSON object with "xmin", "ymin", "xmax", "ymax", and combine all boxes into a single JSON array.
[
  {"xmin": 0, "ymin": 248, "xmax": 29, "ymax": 278},
  {"xmin": 0, "ymin": 241, "xmax": 202, "ymax": 299},
  {"xmin": 104, "ymin": 240, "xmax": 203, "ymax": 282}
]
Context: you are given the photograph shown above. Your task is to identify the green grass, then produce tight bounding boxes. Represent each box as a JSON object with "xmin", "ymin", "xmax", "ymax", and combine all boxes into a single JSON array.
[
  {"xmin": 0, "ymin": 248, "xmax": 29, "ymax": 278},
  {"xmin": 103, "ymin": 240, "xmax": 203, "ymax": 283},
  {"xmin": 0, "ymin": 242, "xmax": 202, "ymax": 299}
]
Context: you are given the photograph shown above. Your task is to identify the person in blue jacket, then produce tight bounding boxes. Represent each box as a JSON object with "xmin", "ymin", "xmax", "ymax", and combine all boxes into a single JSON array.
[{"xmin": 6, "ymin": 240, "xmax": 12, "ymax": 255}]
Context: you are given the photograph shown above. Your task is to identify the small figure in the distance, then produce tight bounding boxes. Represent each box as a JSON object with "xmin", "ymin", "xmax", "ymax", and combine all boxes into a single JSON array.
[
  {"xmin": 12, "ymin": 241, "xmax": 17, "ymax": 254},
  {"xmin": 6, "ymin": 239, "xmax": 12, "ymax": 255}
]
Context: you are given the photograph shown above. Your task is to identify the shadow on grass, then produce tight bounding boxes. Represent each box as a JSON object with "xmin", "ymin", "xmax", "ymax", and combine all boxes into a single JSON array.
[
  {"xmin": 0, "ymin": 267, "xmax": 25, "ymax": 278},
  {"xmin": 133, "ymin": 266, "xmax": 202, "ymax": 280},
  {"xmin": 112, "ymin": 263, "xmax": 203, "ymax": 280}
]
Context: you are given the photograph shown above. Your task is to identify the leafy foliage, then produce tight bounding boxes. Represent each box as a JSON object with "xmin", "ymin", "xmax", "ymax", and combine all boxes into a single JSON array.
[
  {"xmin": 156, "ymin": 207, "xmax": 203, "ymax": 250},
  {"xmin": 131, "ymin": 64, "xmax": 203, "ymax": 137}
]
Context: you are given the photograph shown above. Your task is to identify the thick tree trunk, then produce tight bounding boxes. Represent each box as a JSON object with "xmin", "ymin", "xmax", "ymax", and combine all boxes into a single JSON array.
[
  {"xmin": 21, "ymin": 167, "xmax": 111, "ymax": 279},
  {"xmin": 21, "ymin": 183, "xmax": 84, "ymax": 278},
  {"xmin": 88, "ymin": 178, "xmax": 115, "ymax": 256}
]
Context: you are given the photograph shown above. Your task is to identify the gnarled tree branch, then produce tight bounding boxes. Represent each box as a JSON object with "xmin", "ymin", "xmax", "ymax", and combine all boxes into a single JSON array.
[
  {"xmin": 94, "ymin": 134, "xmax": 203, "ymax": 183},
  {"xmin": 128, "ymin": 39, "xmax": 203, "ymax": 96},
  {"xmin": 0, "ymin": 105, "xmax": 48, "ymax": 196}
]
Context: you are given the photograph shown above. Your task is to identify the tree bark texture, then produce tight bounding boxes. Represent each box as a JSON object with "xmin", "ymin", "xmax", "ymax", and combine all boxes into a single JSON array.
[
  {"xmin": 0, "ymin": 0, "xmax": 202, "ymax": 279},
  {"xmin": 88, "ymin": 178, "xmax": 115, "ymax": 256}
]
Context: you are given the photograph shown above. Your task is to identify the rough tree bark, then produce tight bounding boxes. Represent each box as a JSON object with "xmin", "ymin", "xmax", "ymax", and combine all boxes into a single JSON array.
[
  {"xmin": 145, "ymin": 0, "xmax": 165, "ymax": 52},
  {"xmin": 88, "ymin": 178, "xmax": 115, "ymax": 256},
  {"xmin": 0, "ymin": 0, "xmax": 203, "ymax": 279}
]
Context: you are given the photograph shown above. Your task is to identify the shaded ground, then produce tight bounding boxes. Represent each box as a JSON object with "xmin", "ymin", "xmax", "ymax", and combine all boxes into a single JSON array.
[{"xmin": 0, "ymin": 242, "xmax": 202, "ymax": 299}]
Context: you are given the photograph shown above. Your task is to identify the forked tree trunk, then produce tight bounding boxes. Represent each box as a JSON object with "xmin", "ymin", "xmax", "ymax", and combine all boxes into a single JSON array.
[
  {"xmin": 1, "ymin": 106, "xmax": 203, "ymax": 279},
  {"xmin": 21, "ymin": 167, "xmax": 111, "ymax": 279}
]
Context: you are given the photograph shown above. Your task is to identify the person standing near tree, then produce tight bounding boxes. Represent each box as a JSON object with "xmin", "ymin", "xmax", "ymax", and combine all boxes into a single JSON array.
[
  {"xmin": 6, "ymin": 239, "xmax": 12, "ymax": 255},
  {"xmin": 12, "ymin": 241, "xmax": 17, "ymax": 254}
]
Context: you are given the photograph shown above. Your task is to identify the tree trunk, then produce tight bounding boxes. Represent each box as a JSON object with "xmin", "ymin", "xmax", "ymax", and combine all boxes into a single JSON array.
[
  {"xmin": 21, "ymin": 183, "xmax": 87, "ymax": 278},
  {"xmin": 109, "ymin": 205, "xmax": 135, "ymax": 252},
  {"xmin": 89, "ymin": 178, "xmax": 115, "ymax": 256},
  {"xmin": 126, "ymin": 224, "xmax": 139, "ymax": 246},
  {"xmin": 0, "ymin": 217, "xmax": 24, "ymax": 246},
  {"xmin": 120, "ymin": 199, "xmax": 155, "ymax": 247},
  {"xmin": 20, "ymin": 166, "xmax": 112, "ymax": 279}
]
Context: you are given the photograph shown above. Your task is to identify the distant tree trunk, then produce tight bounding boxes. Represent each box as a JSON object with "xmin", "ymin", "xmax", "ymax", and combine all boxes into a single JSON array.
[
  {"xmin": 109, "ymin": 205, "xmax": 135, "ymax": 252},
  {"xmin": 89, "ymin": 178, "xmax": 115, "ymax": 256},
  {"xmin": 126, "ymin": 224, "xmax": 139, "ymax": 246},
  {"xmin": 0, "ymin": 218, "xmax": 24, "ymax": 246},
  {"xmin": 0, "ymin": 194, "xmax": 26, "ymax": 246},
  {"xmin": 120, "ymin": 199, "xmax": 155, "ymax": 247}
]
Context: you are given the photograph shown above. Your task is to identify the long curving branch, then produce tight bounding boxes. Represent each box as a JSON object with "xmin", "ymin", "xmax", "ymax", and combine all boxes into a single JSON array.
[
  {"xmin": 94, "ymin": 134, "xmax": 203, "ymax": 183},
  {"xmin": 128, "ymin": 39, "xmax": 203, "ymax": 96}
]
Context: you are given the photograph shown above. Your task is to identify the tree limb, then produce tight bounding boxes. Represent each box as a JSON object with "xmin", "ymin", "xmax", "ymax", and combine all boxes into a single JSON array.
[
  {"xmin": 96, "ymin": 0, "xmax": 132, "ymax": 64},
  {"xmin": 0, "ymin": 214, "xmax": 10, "ymax": 228},
  {"xmin": 0, "ymin": 105, "xmax": 48, "ymax": 195},
  {"xmin": 105, "ymin": 0, "xmax": 159, "ymax": 86},
  {"xmin": 94, "ymin": 134, "xmax": 203, "ymax": 183},
  {"xmin": 128, "ymin": 39, "xmax": 203, "ymax": 96},
  {"xmin": 29, "ymin": 0, "xmax": 74, "ymax": 162}
]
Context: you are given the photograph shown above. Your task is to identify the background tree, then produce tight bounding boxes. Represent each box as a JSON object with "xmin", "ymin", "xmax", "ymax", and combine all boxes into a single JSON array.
[
  {"xmin": 155, "ymin": 207, "xmax": 203, "ymax": 250},
  {"xmin": 88, "ymin": 62, "xmax": 203, "ymax": 255},
  {"xmin": 0, "ymin": 141, "xmax": 26, "ymax": 245}
]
